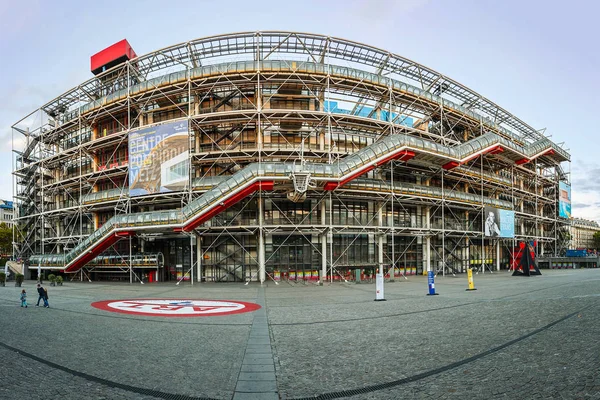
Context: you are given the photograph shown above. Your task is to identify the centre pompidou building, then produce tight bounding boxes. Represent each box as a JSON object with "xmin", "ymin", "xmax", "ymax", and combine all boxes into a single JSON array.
[{"xmin": 12, "ymin": 32, "xmax": 571, "ymax": 283}]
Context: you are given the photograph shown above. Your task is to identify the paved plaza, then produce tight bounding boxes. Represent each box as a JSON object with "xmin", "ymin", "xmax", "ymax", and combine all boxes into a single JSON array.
[{"xmin": 0, "ymin": 269, "xmax": 599, "ymax": 399}]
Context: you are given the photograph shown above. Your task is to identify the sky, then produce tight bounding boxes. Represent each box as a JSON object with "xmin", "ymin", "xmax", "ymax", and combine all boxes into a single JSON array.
[{"xmin": 0, "ymin": 0, "xmax": 598, "ymax": 219}]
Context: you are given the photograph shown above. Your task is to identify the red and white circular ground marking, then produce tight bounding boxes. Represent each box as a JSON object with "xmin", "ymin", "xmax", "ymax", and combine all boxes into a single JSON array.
[{"xmin": 91, "ymin": 299, "xmax": 261, "ymax": 317}]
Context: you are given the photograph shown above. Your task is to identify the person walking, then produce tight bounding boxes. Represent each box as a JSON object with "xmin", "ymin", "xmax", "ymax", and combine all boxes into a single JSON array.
[
  {"xmin": 20, "ymin": 289, "xmax": 27, "ymax": 308},
  {"xmin": 36, "ymin": 283, "xmax": 49, "ymax": 308}
]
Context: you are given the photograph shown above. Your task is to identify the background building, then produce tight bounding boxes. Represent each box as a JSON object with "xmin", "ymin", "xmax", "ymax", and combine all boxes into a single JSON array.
[
  {"xmin": 568, "ymin": 218, "xmax": 600, "ymax": 250},
  {"xmin": 0, "ymin": 200, "xmax": 14, "ymax": 226},
  {"xmin": 12, "ymin": 32, "xmax": 571, "ymax": 282}
]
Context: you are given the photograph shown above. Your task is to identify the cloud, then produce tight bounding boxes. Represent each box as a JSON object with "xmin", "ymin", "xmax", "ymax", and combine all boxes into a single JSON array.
[
  {"xmin": 0, "ymin": 1, "xmax": 42, "ymax": 41},
  {"xmin": 8, "ymin": 135, "xmax": 27, "ymax": 153},
  {"xmin": 338, "ymin": 0, "xmax": 431, "ymax": 38},
  {"xmin": 572, "ymin": 202, "xmax": 591, "ymax": 209},
  {"xmin": 0, "ymin": 83, "xmax": 64, "ymax": 155},
  {"xmin": 352, "ymin": 0, "xmax": 430, "ymax": 17},
  {"xmin": 571, "ymin": 188, "xmax": 600, "ymax": 222},
  {"xmin": 569, "ymin": 161, "xmax": 600, "ymax": 222},
  {"xmin": 572, "ymin": 165, "xmax": 600, "ymax": 193}
]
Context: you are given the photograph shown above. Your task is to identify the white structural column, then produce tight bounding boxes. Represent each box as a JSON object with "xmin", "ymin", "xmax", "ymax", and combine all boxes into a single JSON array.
[
  {"xmin": 465, "ymin": 237, "xmax": 470, "ymax": 272},
  {"xmin": 425, "ymin": 237, "xmax": 431, "ymax": 273},
  {"xmin": 465, "ymin": 209, "xmax": 470, "ymax": 273},
  {"xmin": 424, "ymin": 176, "xmax": 432, "ymax": 274},
  {"xmin": 496, "ymin": 240, "xmax": 500, "ymax": 271},
  {"xmin": 321, "ymin": 199, "xmax": 327, "ymax": 284},
  {"xmin": 425, "ymin": 205, "xmax": 431, "ymax": 273},
  {"xmin": 196, "ymin": 235, "xmax": 202, "ymax": 283},
  {"xmin": 129, "ymin": 236, "xmax": 133, "ymax": 284},
  {"xmin": 540, "ymin": 196, "xmax": 545, "ymax": 255},
  {"xmin": 377, "ymin": 201, "xmax": 384, "ymax": 274},
  {"xmin": 520, "ymin": 177, "xmax": 525, "ymax": 236},
  {"xmin": 415, "ymin": 204, "xmax": 421, "ymax": 274},
  {"xmin": 189, "ymin": 234, "xmax": 194, "ymax": 285},
  {"xmin": 257, "ymin": 51, "xmax": 265, "ymax": 285},
  {"xmin": 258, "ymin": 197, "xmax": 266, "ymax": 284}
]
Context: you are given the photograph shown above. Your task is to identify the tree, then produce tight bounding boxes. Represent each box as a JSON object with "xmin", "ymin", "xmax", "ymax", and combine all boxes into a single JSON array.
[{"xmin": 0, "ymin": 223, "xmax": 12, "ymax": 256}]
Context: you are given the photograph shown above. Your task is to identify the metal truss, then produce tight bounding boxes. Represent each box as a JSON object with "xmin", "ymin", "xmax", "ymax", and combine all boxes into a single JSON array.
[{"xmin": 11, "ymin": 32, "xmax": 570, "ymax": 282}]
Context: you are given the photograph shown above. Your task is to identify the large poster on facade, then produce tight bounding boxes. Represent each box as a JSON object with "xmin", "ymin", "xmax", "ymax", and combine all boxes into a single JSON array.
[
  {"xmin": 558, "ymin": 182, "xmax": 571, "ymax": 219},
  {"xmin": 129, "ymin": 120, "xmax": 189, "ymax": 197},
  {"xmin": 484, "ymin": 206, "xmax": 514, "ymax": 238}
]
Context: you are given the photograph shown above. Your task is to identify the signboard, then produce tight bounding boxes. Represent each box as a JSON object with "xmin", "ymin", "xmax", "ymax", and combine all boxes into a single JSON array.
[
  {"xmin": 375, "ymin": 271, "xmax": 385, "ymax": 300},
  {"xmin": 427, "ymin": 271, "xmax": 437, "ymax": 295},
  {"xmin": 175, "ymin": 263, "xmax": 188, "ymax": 281},
  {"xmin": 558, "ymin": 182, "xmax": 571, "ymax": 219},
  {"xmin": 128, "ymin": 120, "xmax": 189, "ymax": 197},
  {"xmin": 484, "ymin": 206, "xmax": 514, "ymax": 238},
  {"xmin": 91, "ymin": 299, "xmax": 261, "ymax": 317}
]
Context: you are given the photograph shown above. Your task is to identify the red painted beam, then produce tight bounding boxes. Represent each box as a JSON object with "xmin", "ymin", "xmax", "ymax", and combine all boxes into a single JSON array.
[
  {"xmin": 398, "ymin": 150, "xmax": 416, "ymax": 162},
  {"xmin": 375, "ymin": 150, "xmax": 416, "ymax": 166},
  {"xmin": 376, "ymin": 153, "xmax": 400, "ymax": 167},
  {"xmin": 181, "ymin": 180, "xmax": 274, "ymax": 232},
  {"xmin": 323, "ymin": 182, "xmax": 339, "ymax": 191},
  {"xmin": 542, "ymin": 149, "xmax": 555, "ymax": 156},
  {"xmin": 221, "ymin": 180, "xmax": 273, "ymax": 208},
  {"xmin": 325, "ymin": 151, "xmax": 416, "ymax": 191},
  {"xmin": 64, "ymin": 233, "xmax": 121, "ymax": 272},
  {"xmin": 460, "ymin": 145, "xmax": 505, "ymax": 165},
  {"xmin": 442, "ymin": 161, "xmax": 460, "ymax": 170},
  {"xmin": 324, "ymin": 164, "xmax": 376, "ymax": 191},
  {"xmin": 64, "ymin": 179, "xmax": 274, "ymax": 271},
  {"xmin": 325, "ymin": 165, "xmax": 376, "ymax": 191},
  {"xmin": 339, "ymin": 165, "xmax": 375, "ymax": 187},
  {"xmin": 259, "ymin": 181, "xmax": 274, "ymax": 191},
  {"xmin": 71, "ymin": 237, "xmax": 117, "ymax": 269},
  {"xmin": 517, "ymin": 149, "xmax": 554, "ymax": 166},
  {"xmin": 182, "ymin": 205, "xmax": 226, "ymax": 232},
  {"xmin": 115, "ymin": 231, "xmax": 135, "ymax": 238},
  {"xmin": 488, "ymin": 146, "xmax": 504, "ymax": 155},
  {"xmin": 222, "ymin": 183, "xmax": 259, "ymax": 208}
]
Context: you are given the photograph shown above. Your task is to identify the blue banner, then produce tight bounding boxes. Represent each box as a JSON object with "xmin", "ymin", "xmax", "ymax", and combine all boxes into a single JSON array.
[
  {"xmin": 427, "ymin": 271, "xmax": 437, "ymax": 295},
  {"xmin": 128, "ymin": 120, "xmax": 189, "ymax": 197},
  {"xmin": 484, "ymin": 206, "xmax": 514, "ymax": 238},
  {"xmin": 559, "ymin": 182, "xmax": 571, "ymax": 219}
]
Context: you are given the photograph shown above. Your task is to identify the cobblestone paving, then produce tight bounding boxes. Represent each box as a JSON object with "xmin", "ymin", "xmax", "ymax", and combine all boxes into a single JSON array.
[
  {"xmin": 344, "ymin": 301, "xmax": 600, "ymax": 399},
  {"xmin": 0, "ymin": 347, "xmax": 156, "ymax": 400},
  {"xmin": 0, "ymin": 270, "xmax": 598, "ymax": 399}
]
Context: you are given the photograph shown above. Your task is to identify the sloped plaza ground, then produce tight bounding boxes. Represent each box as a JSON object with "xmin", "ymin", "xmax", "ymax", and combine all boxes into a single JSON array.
[{"xmin": 0, "ymin": 269, "xmax": 598, "ymax": 399}]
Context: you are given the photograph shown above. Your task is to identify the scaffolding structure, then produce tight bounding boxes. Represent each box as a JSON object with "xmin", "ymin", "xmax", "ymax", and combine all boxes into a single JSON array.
[{"xmin": 11, "ymin": 32, "xmax": 571, "ymax": 283}]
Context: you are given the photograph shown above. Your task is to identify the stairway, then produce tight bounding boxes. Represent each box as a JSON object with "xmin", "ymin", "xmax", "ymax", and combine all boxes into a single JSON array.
[{"xmin": 28, "ymin": 130, "xmax": 567, "ymax": 273}]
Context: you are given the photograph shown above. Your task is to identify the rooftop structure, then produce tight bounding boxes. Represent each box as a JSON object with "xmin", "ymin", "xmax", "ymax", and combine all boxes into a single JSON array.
[{"xmin": 0, "ymin": 199, "xmax": 14, "ymax": 226}]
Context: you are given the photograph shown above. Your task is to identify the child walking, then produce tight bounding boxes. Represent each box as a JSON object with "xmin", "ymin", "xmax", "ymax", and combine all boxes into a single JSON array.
[{"xmin": 20, "ymin": 289, "xmax": 27, "ymax": 308}]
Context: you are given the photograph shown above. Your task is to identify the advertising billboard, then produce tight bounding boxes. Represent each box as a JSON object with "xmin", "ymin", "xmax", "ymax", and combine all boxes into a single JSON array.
[
  {"xmin": 558, "ymin": 182, "xmax": 571, "ymax": 219},
  {"xmin": 484, "ymin": 206, "xmax": 514, "ymax": 238},
  {"xmin": 129, "ymin": 120, "xmax": 189, "ymax": 197}
]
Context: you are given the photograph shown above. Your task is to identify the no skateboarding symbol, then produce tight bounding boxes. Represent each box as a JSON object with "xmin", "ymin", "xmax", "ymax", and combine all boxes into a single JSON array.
[{"xmin": 91, "ymin": 299, "xmax": 261, "ymax": 317}]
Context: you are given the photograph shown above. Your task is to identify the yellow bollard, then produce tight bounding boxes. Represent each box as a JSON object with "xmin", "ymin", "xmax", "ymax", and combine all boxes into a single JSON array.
[{"xmin": 466, "ymin": 268, "xmax": 477, "ymax": 291}]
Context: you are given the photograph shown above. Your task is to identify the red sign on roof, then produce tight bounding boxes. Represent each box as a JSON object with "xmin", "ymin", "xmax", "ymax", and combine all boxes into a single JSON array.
[{"xmin": 91, "ymin": 39, "xmax": 137, "ymax": 75}]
